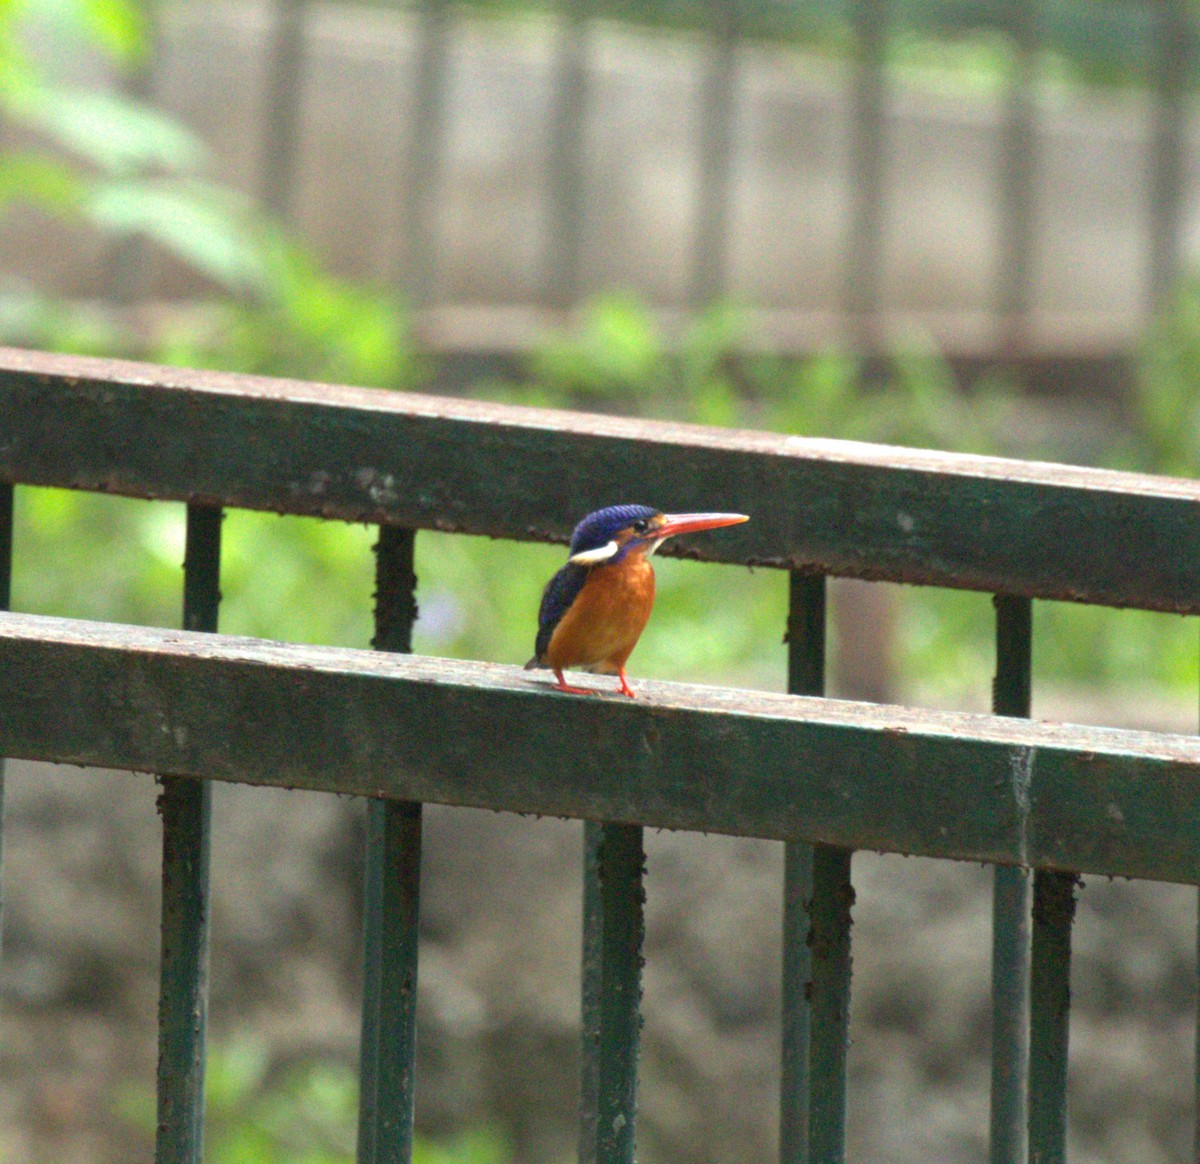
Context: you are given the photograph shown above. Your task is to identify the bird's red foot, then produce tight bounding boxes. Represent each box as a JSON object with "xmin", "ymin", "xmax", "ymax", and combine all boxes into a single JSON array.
[
  {"xmin": 554, "ymin": 670, "xmax": 600, "ymax": 696},
  {"xmin": 616, "ymin": 669, "xmax": 637, "ymax": 698}
]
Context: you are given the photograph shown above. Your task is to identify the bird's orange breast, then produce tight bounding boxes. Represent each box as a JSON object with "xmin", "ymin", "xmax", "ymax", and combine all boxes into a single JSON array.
[{"xmin": 543, "ymin": 552, "xmax": 656, "ymax": 675}]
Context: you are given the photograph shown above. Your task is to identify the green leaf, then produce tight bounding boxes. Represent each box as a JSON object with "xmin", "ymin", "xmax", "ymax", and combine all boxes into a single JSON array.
[
  {"xmin": 31, "ymin": 89, "xmax": 206, "ymax": 175},
  {"xmin": 87, "ymin": 179, "xmax": 267, "ymax": 292},
  {"xmin": 76, "ymin": 0, "xmax": 148, "ymax": 64},
  {"xmin": 0, "ymin": 150, "xmax": 84, "ymax": 213},
  {"xmin": 17, "ymin": 0, "xmax": 147, "ymax": 65}
]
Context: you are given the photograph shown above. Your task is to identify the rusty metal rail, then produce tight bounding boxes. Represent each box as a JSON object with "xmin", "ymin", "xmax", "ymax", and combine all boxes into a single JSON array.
[
  {"xmin": 2, "ymin": 347, "xmax": 1200, "ymax": 1163},
  {"xmin": 3, "ymin": 347, "xmax": 1200, "ymax": 609},
  {"xmin": 6, "ymin": 611, "xmax": 1200, "ymax": 883}
]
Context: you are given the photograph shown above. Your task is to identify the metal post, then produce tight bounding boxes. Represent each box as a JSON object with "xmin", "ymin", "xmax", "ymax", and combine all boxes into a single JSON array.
[
  {"xmin": 691, "ymin": 0, "xmax": 741, "ymax": 308},
  {"xmin": 781, "ymin": 573, "xmax": 852, "ymax": 1163},
  {"xmin": 781, "ymin": 572, "xmax": 825, "ymax": 1163},
  {"xmin": 1028, "ymin": 869, "xmax": 1077, "ymax": 1164},
  {"xmin": 579, "ymin": 819, "xmax": 603, "ymax": 1164},
  {"xmin": 990, "ymin": 595, "xmax": 1032, "ymax": 1164},
  {"xmin": 594, "ymin": 821, "xmax": 645, "ymax": 1164},
  {"xmin": 545, "ymin": 0, "xmax": 590, "ymax": 310},
  {"xmin": 846, "ymin": 0, "xmax": 887, "ymax": 368},
  {"xmin": 372, "ymin": 798, "xmax": 423, "ymax": 1162},
  {"xmin": 0, "ymin": 483, "xmax": 12, "ymax": 972},
  {"xmin": 996, "ymin": 0, "xmax": 1038, "ymax": 361},
  {"xmin": 1195, "ymin": 619, "xmax": 1200, "ymax": 1164},
  {"xmin": 1148, "ymin": 0, "xmax": 1190, "ymax": 313},
  {"xmin": 402, "ymin": 0, "xmax": 450, "ymax": 308},
  {"xmin": 807, "ymin": 844, "xmax": 853, "ymax": 1164},
  {"xmin": 156, "ymin": 503, "xmax": 221, "ymax": 1164},
  {"xmin": 358, "ymin": 525, "xmax": 422, "ymax": 1164},
  {"xmin": 260, "ymin": 0, "xmax": 310, "ymax": 220},
  {"xmin": 581, "ymin": 815, "xmax": 646, "ymax": 1164}
]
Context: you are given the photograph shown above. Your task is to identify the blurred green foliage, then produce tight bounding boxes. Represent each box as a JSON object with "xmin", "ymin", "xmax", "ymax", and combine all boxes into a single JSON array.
[
  {"xmin": 0, "ymin": 0, "xmax": 416, "ymax": 390},
  {"xmin": 154, "ymin": 226, "xmax": 420, "ymax": 390},
  {"xmin": 117, "ymin": 1041, "xmax": 512, "ymax": 1164},
  {"xmin": 454, "ymin": 0, "xmax": 1169, "ymax": 90},
  {"xmin": 0, "ymin": 0, "xmax": 272, "ymax": 314}
]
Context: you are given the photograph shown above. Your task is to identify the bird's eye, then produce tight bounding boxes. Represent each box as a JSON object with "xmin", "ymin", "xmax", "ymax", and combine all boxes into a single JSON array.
[{"xmin": 632, "ymin": 519, "xmax": 650, "ymax": 535}]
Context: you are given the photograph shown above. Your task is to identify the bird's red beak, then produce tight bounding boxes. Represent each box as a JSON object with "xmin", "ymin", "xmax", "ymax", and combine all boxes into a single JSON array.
[{"xmin": 655, "ymin": 512, "xmax": 749, "ymax": 539}]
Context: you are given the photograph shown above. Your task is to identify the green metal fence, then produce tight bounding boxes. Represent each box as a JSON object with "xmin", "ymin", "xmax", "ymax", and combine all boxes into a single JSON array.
[{"xmin": 3, "ymin": 345, "xmax": 1200, "ymax": 1162}]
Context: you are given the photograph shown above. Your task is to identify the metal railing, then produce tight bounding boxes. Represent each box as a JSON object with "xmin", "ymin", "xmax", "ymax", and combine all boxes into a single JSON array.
[{"xmin": 3, "ymin": 346, "xmax": 1200, "ymax": 1162}]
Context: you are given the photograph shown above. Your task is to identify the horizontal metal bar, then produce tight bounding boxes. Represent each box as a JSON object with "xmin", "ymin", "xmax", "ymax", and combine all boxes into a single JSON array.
[
  {"xmin": 6, "ymin": 611, "xmax": 1200, "ymax": 883},
  {"xmin": 2, "ymin": 349, "xmax": 1200, "ymax": 611}
]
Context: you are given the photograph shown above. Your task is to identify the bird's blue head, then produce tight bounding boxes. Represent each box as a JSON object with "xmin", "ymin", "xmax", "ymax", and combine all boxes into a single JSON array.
[
  {"xmin": 568, "ymin": 505, "xmax": 659, "ymax": 567},
  {"xmin": 566, "ymin": 504, "xmax": 748, "ymax": 568}
]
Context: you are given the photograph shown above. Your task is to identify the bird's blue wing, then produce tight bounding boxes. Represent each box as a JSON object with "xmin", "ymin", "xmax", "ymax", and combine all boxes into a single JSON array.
[{"xmin": 531, "ymin": 562, "xmax": 589, "ymax": 664}]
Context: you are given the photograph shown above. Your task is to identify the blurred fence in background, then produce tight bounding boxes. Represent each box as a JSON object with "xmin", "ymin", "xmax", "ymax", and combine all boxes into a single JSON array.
[{"xmin": 2, "ymin": 0, "xmax": 1196, "ymax": 378}]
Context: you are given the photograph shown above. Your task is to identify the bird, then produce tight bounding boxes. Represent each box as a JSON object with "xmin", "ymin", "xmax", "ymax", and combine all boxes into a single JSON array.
[{"xmin": 525, "ymin": 504, "xmax": 749, "ymax": 697}]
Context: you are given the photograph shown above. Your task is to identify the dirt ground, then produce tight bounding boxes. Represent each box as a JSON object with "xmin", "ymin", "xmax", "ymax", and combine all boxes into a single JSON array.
[{"xmin": 0, "ymin": 689, "xmax": 1197, "ymax": 1164}]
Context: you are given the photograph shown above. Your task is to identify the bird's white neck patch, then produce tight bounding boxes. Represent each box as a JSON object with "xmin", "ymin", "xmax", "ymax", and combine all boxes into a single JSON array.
[
  {"xmin": 569, "ymin": 540, "xmax": 620, "ymax": 566},
  {"xmin": 646, "ymin": 538, "xmax": 665, "ymax": 557}
]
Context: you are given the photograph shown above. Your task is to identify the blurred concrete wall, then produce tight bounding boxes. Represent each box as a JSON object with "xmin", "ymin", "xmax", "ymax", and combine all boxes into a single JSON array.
[{"xmin": 7, "ymin": 1, "xmax": 1199, "ymax": 354}]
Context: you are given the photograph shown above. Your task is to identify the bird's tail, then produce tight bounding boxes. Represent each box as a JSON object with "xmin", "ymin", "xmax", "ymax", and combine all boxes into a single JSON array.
[{"xmin": 523, "ymin": 657, "xmax": 543, "ymax": 671}]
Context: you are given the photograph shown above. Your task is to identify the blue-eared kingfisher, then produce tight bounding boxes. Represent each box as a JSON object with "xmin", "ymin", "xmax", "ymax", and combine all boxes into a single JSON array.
[{"xmin": 525, "ymin": 504, "xmax": 749, "ymax": 697}]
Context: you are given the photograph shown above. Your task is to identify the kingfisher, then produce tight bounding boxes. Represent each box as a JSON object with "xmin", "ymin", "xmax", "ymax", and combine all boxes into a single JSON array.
[{"xmin": 525, "ymin": 504, "xmax": 749, "ymax": 697}]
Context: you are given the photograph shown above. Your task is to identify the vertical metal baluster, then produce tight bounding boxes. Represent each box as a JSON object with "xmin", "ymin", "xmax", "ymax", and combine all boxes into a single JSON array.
[
  {"xmin": 373, "ymin": 797, "xmax": 423, "ymax": 1162},
  {"xmin": 997, "ymin": 0, "xmax": 1037, "ymax": 362},
  {"xmin": 807, "ymin": 842, "xmax": 853, "ymax": 1164},
  {"xmin": 260, "ymin": 0, "xmax": 310, "ymax": 220},
  {"xmin": 846, "ymin": 0, "xmax": 886, "ymax": 371},
  {"xmin": 690, "ymin": 0, "xmax": 741, "ymax": 308},
  {"xmin": 403, "ymin": 0, "xmax": 450, "ymax": 309},
  {"xmin": 594, "ymin": 821, "xmax": 645, "ymax": 1164},
  {"xmin": 990, "ymin": 595, "xmax": 1032, "ymax": 1164},
  {"xmin": 358, "ymin": 525, "xmax": 421, "ymax": 1164},
  {"xmin": 358, "ymin": 793, "xmax": 385, "ymax": 1164},
  {"xmin": 579, "ymin": 820, "xmax": 602, "ymax": 1164},
  {"xmin": 1148, "ymin": 0, "xmax": 1189, "ymax": 314},
  {"xmin": 580, "ymin": 814, "xmax": 646, "ymax": 1164},
  {"xmin": 782, "ymin": 573, "xmax": 853, "ymax": 1164},
  {"xmin": 545, "ymin": 0, "xmax": 589, "ymax": 311},
  {"xmin": 1028, "ymin": 869, "xmax": 1077, "ymax": 1164},
  {"xmin": 780, "ymin": 572, "xmax": 824, "ymax": 1163},
  {"xmin": 1194, "ymin": 616, "xmax": 1200, "ymax": 1164},
  {"xmin": 0, "ymin": 483, "xmax": 12, "ymax": 971},
  {"xmin": 157, "ymin": 503, "xmax": 221, "ymax": 1164}
]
